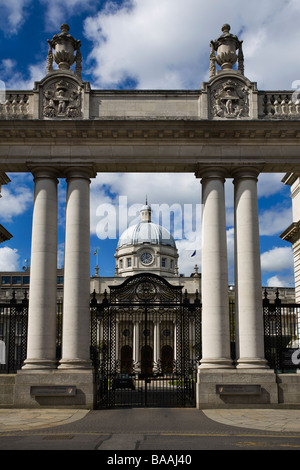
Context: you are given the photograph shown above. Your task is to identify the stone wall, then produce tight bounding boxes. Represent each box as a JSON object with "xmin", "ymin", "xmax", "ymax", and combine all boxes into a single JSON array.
[{"xmin": 0, "ymin": 375, "xmax": 15, "ymax": 407}]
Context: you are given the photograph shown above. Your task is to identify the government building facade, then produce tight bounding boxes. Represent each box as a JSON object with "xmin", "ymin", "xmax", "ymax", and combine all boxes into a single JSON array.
[{"xmin": 0, "ymin": 23, "xmax": 300, "ymax": 409}]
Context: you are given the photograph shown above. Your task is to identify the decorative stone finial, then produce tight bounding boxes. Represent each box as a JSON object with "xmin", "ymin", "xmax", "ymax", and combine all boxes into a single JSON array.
[
  {"xmin": 209, "ymin": 24, "xmax": 244, "ymax": 79},
  {"xmin": 140, "ymin": 200, "xmax": 152, "ymax": 223},
  {"xmin": 47, "ymin": 24, "xmax": 82, "ymax": 79}
]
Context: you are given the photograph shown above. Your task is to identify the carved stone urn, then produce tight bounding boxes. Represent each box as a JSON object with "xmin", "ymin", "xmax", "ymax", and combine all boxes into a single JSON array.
[
  {"xmin": 47, "ymin": 24, "xmax": 82, "ymax": 78},
  {"xmin": 209, "ymin": 24, "xmax": 244, "ymax": 77},
  {"xmin": 215, "ymin": 24, "xmax": 240, "ymax": 70}
]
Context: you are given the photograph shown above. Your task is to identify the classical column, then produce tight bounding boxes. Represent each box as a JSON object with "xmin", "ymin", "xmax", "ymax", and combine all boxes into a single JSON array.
[
  {"xmin": 233, "ymin": 168, "xmax": 268, "ymax": 368},
  {"xmin": 199, "ymin": 168, "xmax": 233, "ymax": 368},
  {"xmin": 59, "ymin": 168, "xmax": 95, "ymax": 369},
  {"xmin": 23, "ymin": 167, "xmax": 58, "ymax": 370}
]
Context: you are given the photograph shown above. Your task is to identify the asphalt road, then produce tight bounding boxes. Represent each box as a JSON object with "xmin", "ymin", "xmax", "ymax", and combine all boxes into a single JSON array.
[{"xmin": 0, "ymin": 408, "xmax": 300, "ymax": 454}]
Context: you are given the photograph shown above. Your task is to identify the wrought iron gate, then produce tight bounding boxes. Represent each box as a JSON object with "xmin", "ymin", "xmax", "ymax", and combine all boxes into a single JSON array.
[
  {"xmin": 91, "ymin": 273, "xmax": 201, "ymax": 408},
  {"xmin": 0, "ymin": 292, "xmax": 28, "ymax": 373},
  {"xmin": 263, "ymin": 289, "xmax": 300, "ymax": 371}
]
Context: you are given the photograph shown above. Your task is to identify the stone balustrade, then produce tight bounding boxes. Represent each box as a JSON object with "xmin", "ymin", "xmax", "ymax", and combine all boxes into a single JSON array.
[
  {"xmin": 0, "ymin": 94, "xmax": 32, "ymax": 119},
  {"xmin": 259, "ymin": 92, "xmax": 300, "ymax": 119}
]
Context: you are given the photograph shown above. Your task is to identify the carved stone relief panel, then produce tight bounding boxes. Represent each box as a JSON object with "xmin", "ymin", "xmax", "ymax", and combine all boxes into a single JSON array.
[
  {"xmin": 209, "ymin": 78, "xmax": 250, "ymax": 119},
  {"xmin": 42, "ymin": 78, "xmax": 82, "ymax": 119}
]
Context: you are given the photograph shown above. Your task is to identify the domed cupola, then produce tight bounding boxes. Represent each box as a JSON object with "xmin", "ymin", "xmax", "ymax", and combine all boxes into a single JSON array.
[{"xmin": 115, "ymin": 200, "xmax": 178, "ymax": 277}]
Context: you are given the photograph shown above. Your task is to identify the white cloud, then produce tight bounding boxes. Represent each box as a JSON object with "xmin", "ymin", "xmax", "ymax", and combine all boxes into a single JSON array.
[
  {"xmin": 40, "ymin": 0, "xmax": 98, "ymax": 30},
  {"xmin": 261, "ymin": 246, "xmax": 294, "ymax": 272},
  {"xmin": 257, "ymin": 174, "xmax": 287, "ymax": 199},
  {"xmin": 0, "ymin": 247, "xmax": 20, "ymax": 270},
  {"xmin": 0, "ymin": 175, "xmax": 33, "ymax": 223},
  {"xmin": 83, "ymin": 0, "xmax": 300, "ymax": 90},
  {"xmin": 259, "ymin": 206, "xmax": 292, "ymax": 236},
  {"xmin": 0, "ymin": 60, "xmax": 46, "ymax": 90},
  {"xmin": 57, "ymin": 242, "xmax": 65, "ymax": 269},
  {"xmin": 0, "ymin": 0, "xmax": 31, "ymax": 34},
  {"xmin": 266, "ymin": 275, "xmax": 288, "ymax": 288}
]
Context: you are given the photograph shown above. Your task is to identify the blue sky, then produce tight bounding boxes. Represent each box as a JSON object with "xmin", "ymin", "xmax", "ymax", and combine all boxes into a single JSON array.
[{"xmin": 0, "ymin": 0, "xmax": 299, "ymax": 287}]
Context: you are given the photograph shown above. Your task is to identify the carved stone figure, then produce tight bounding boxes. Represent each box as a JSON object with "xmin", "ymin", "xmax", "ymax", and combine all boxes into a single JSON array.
[
  {"xmin": 43, "ymin": 79, "xmax": 82, "ymax": 118},
  {"xmin": 210, "ymin": 79, "xmax": 250, "ymax": 119}
]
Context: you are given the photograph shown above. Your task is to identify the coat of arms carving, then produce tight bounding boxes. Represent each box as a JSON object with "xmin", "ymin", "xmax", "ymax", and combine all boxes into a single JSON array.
[
  {"xmin": 210, "ymin": 79, "xmax": 250, "ymax": 119},
  {"xmin": 43, "ymin": 79, "xmax": 82, "ymax": 118}
]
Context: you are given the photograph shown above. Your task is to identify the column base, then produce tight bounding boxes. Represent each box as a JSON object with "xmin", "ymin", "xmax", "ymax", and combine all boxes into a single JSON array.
[
  {"xmin": 199, "ymin": 358, "xmax": 234, "ymax": 369},
  {"xmin": 58, "ymin": 359, "xmax": 93, "ymax": 370},
  {"xmin": 22, "ymin": 359, "xmax": 57, "ymax": 370},
  {"xmin": 236, "ymin": 358, "xmax": 269, "ymax": 369}
]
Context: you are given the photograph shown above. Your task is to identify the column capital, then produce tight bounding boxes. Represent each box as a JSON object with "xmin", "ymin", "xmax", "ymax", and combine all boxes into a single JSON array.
[
  {"xmin": 195, "ymin": 166, "xmax": 227, "ymax": 181},
  {"xmin": 28, "ymin": 165, "xmax": 60, "ymax": 180},
  {"xmin": 232, "ymin": 166, "xmax": 260, "ymax": 181},
  {"xmin": 64, "ymin": 165, "xmax": 96, "ymax": 180}
]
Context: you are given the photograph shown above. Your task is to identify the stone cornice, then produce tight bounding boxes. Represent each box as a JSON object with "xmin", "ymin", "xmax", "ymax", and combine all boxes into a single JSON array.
[
  {"xmin": 0, "ymin": 172, "xmax": 10, "ymax": 185},
  {"xmin": 1, "ymin": 119, "xmax": 300, "ymax": 141},
  {"xmin": 280, "ymin": 221, "xmax": 300, "ymax": 244},
  {"xmin": 0, "ymin": 224, "xmax": 12, "ymax": 243}
]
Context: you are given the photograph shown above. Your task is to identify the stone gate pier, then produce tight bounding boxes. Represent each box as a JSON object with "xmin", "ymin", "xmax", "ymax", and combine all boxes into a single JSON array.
[{"xmin": 1, "ymin": 24, "xmax": 300, "ymax": 408}]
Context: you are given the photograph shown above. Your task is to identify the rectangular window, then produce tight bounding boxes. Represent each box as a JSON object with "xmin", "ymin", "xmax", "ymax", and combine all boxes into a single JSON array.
[
  {"xmin": 127, "ymin": 258, "xmax": 132, "ymax": 267},
  {"xmin": 57, "ymin": 276, "xmax": 63, "ymax": 284},
  {"xmin": 23, "ymin": 276, "xmax": 30, "ymax": 285},
  {"xmin": 1, "ymin": 277, "xmax": 10, "ymax": 285},
  {"xmin": 119, "ymin": 260, "xmax": 123, "ymax": 269},
  {"xmin": 12, "ymin": 276, "xmax": 21, "ymax": 285},
  {"xmin": 162, "ymin": 258, "xmax": 166, "ymax": 268}
]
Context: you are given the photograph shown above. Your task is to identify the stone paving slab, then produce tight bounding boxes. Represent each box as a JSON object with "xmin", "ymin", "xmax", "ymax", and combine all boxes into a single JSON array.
[
  {"xmin": 203, "ymin": 409, "xmax": 300, "ymax": 433},
  {"xmin": 0, "ymin": 409, "xmax": 89, "ymax": 432}
]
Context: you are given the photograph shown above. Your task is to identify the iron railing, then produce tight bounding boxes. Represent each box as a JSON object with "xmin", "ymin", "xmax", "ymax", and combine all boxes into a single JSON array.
[
  {"xmin": 263, "ymin": 289, "xmax": 300, "ymax": 371},
  {"xmin": 2, "ymin": 287, "xmax": 300, "ymax": 378},
  {"xmin": 0, "ymin": 291, "xmax": 28, "ymax": 373}
]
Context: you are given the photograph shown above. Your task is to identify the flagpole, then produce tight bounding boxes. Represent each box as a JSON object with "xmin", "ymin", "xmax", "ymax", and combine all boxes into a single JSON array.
[{"xmin": 93, "ymin": 248, "xmax": 99, "ymax": 276}]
